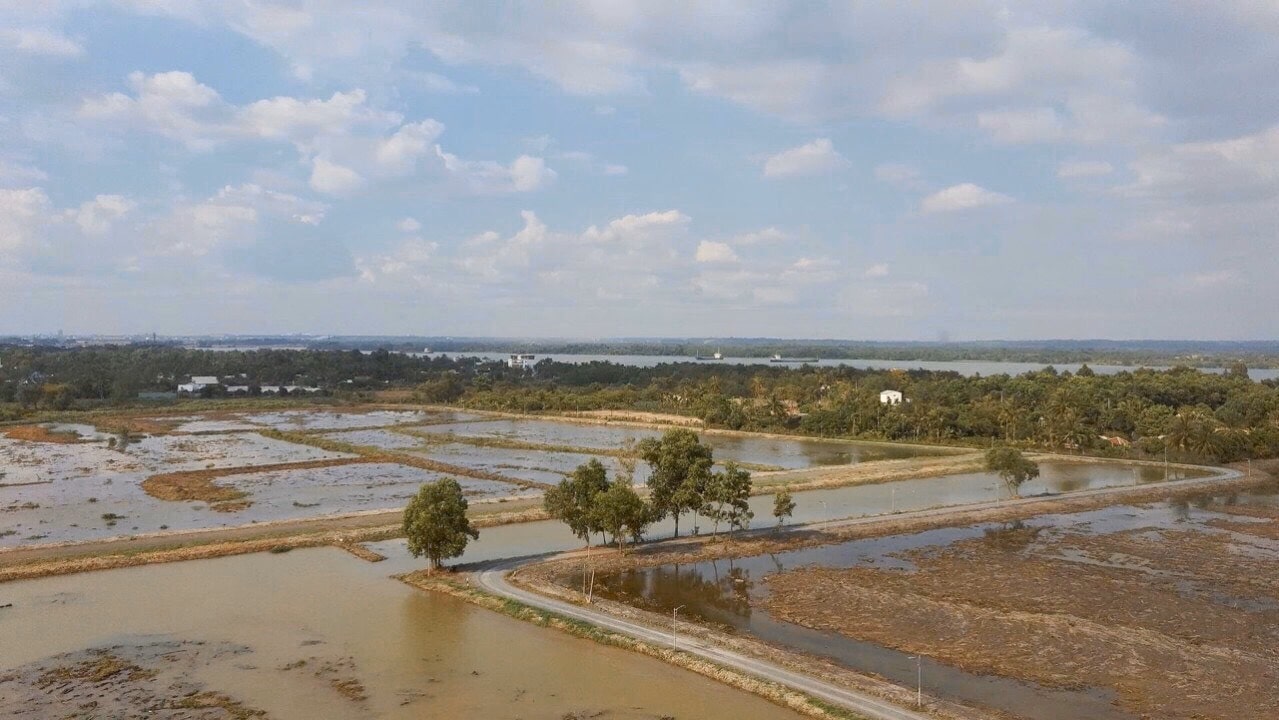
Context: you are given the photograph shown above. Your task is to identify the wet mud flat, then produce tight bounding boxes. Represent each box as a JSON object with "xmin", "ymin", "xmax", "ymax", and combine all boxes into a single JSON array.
[
  {"xmin": 0, "ymin": 640, "xmax": 269, "ymax": 718},
  {"xmin": 583, "ymin": 485, "xmax": 1279, "ymax": 720}
]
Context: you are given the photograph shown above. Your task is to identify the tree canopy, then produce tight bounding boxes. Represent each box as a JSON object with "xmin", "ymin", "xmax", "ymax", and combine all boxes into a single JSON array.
[
  {"xmin": 985, "ymin": 447, "xmax": 1040, "ymax": 498},
  {"xmin": 403, "ymin": 478, "xmax": 479, "ymax": 570},
  {"xmin": 637, "ymin": 429, "xmax": 713, "ymax": 537},
  {"xmin": 590, "ymin": 482, "xmax": 651, "ymax": 553},
  {"xmin": 543, "ymin": 459, "xmax": 611, "ymax": 545},
  {"xmin": 701, "ymin": 462, "xmax": 753, "ymax": 539},
  {"xmin": 773, "ymin": 488, "xmax": 796, "ymax": 529}
]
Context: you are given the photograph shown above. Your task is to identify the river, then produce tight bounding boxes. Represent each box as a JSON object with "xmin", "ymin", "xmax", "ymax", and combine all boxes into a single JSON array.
[{"xmin": 419, "ymin": 352, "xmax": 1279, "ymax": 380}]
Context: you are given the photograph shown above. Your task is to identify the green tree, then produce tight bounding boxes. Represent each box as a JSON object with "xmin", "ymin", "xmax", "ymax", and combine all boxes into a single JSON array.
[
  {"xmin": 772, "ymin": 488, "xmax": 796, "ymax": 530},
  {"xmin": 701, "ymin": 462, "xmax": 753, "ymax": 539},
  {"xmin": 543, "ymin": 459, "xmax": 611, "ymax": 546},
  {"xmin": 590, "ymin": 482, "xmax": 651, "ymax": 553},
  {"xmin": 985, "ymin": 446, "xmax": 1040, "ymax": 498},
  {"xmin": 403, "ymin": 478, "xmax": 479, "ymax": 571},
  {"xmin": 637, "ymin": 429, "xmax": 713, "ymax": 537}
]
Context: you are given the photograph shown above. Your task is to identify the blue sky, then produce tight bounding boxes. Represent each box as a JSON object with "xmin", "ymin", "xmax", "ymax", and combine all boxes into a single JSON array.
[{"xmin": 1, "ymin": 2, "xmax": 1277, "ymax": 340}]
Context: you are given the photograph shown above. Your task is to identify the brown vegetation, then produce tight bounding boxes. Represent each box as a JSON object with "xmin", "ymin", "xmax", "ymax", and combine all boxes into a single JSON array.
[
  {"xmin": 4, "ymin": 425, "xmax": 82, "ymax": 444},
  {"xmin": 762, "ymin": 508, "xmax": 1279, "ymax": 720}
]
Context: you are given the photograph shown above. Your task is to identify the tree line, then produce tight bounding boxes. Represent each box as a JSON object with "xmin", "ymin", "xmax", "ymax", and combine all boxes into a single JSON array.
[
  {"xmin": 401, "ymin": 429, "xmax": 798, "ymax": 571},
  {"xmin": 5, "ymin": 344, "xmax": 1278, "ymax": 463}
]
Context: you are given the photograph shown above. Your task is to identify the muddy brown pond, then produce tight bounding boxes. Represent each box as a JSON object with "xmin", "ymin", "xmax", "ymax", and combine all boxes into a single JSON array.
[{"xmin": 0, "ymin": 548, "xmax": 803, "ymax": 719}]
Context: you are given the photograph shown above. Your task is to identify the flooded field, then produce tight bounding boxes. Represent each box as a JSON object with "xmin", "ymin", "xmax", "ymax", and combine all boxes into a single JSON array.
[
  {"xmin": 239, "ymin": 409, "xmax": 477, "ymax": 431},
  {"xmin": 418, "ymin": 418, "xmax": 951, "ymax": 470},
  {"xmin": 0, "ymin": 548, "xmax": 804, "ymax": 720},
  {"xmin": 586, "ymin": 487, "xmax": 1279, "ymax": 720},
  {"xmin": 0, "ymin": 406, "xmax": 1210, "ymax": 551},
  {"xmin": 405, "ymin": 442, "xmax": 651, "ymax": 486}
]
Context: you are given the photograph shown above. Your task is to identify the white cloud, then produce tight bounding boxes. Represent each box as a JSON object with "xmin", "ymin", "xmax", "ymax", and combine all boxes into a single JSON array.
[
  {"xmin": 397, "ymin": 217, "xmax": 422, "ymax": 233},
  {"xmin": 864, "ymin": 263, "xmax": 890, "ymax": 278},
  {"xmin": 732, "ymin": 227, "xmax": 789, "ymax": 245},
  {"xmin": 0, "ymin": 28, "xmax": 83, "ymax": 57},
  {"xmin": 510, "ymin": 155, "xmax": 555, "ymax": 191},
  {"xmin": 0, "ymin": 159, "xmax": 48, "ymax": 186},
  {"xmin": 239, "ymin": 89, "xmax": 398, "ymax": 143},
  {"xmin": 920, "ymin": 183, "xmax": 1013, "ymax": 213},
  {"xmin": 1124, "ymin": 124, "xmax": 1279, "ymax": 201},
  {"xmin": 602, "ymin": 164, "xmax": 628, "ymax": 176},
  {"xmin": 358, "ymin": 238, "xmax": 439, "ymax": 285},
  {"xmin": 0, "ymin": 187, "xmax": 51, "ymax": 252},
  {"xmin": 762, "ymin": 138, "xmax": 847, "ymax": 178},
  {"xmin": 75, "ymin": 71, "xmax": 547, "ymax": 196},
  {"xmin": 977, "ymin": 107, "xmax": 1065, "ymax": 144},
  {"xmin": 1057, "ymin": 160, "xmax": 1114, "ymax": 178},
  {"xmin": 695, "ymin": 240, "xmax": 739, "ymax": 264},
  {"xmin": 375, "ymin": 119, "xmax": 446, "ymax": 173},
  {"xmin": 410, "ymin": 71, "xmax": 479, "ymax": 95},
  {"xmin": 309, "ymin": 156, "xmax": 365, "ymax": 195},
  {"xmin": 68, "ymin": 195, "xmax": 135, "ymax": 235},
  {"xmin": 874, "ymin": 163, "xmax": 923, "ymax": 189}
]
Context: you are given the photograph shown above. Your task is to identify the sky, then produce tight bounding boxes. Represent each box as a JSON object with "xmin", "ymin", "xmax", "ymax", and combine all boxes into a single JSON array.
[{"xmin": 1, "ymin": 1, "xmax": 1277, "ymax": 340}]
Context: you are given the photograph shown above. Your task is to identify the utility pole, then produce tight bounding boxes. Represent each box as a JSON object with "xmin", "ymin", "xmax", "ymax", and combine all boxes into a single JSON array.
[
  {"xmin": 908, "ymin": 655, "xmax": 922, "ymax": 708},
  {"xmin": 672, "ymin": 605, "xmax": 685, "ymax": 650}
]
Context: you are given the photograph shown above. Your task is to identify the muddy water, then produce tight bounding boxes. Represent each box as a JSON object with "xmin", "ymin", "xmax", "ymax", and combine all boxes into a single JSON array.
[{"xmin": 0, "ymin": 548, "xmax": 803, "ymax": 719}]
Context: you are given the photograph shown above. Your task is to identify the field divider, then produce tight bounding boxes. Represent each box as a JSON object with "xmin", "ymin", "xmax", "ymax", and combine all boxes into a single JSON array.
[{"xmin": 258, "ymin": 429, "xmax": 552, "ymax": 491}]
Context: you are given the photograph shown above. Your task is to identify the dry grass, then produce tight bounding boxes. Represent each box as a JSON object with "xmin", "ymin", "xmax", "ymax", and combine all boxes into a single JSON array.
[
  {"xmin": 762, "ymin": 514, "xmax": 1279, "ymax": 720},
  {"xmin": 4, "ymin": 425, "xmax": 82, "ymax": 444}
]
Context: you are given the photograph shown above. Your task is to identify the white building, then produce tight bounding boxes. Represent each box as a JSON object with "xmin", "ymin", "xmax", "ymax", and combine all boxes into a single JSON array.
[
  {"xmin": 508, "ymin": 353, "xmax": 536, "ymax": 369},
  {"xmin": 879, "ymin": 389, "xmax": 904, "ymax": 405},
  {"xmin": 177, "ymin": 375, "xmax": 221, "ymax": 393}
]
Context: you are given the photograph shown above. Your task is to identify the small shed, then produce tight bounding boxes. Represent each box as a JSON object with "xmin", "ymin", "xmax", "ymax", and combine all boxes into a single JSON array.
[{"xmin": 879, "ymin": 389, "xmax": 904, "ymax": 405}]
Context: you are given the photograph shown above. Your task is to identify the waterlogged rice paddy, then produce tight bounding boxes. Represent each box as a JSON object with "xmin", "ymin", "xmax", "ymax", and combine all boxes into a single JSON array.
[
  {"xmin": 587, "ymin": 488, "xmax": 1279, "ymax": 720},
  {"xmin": 241, "ymin": 408, "xmax": 482, "ymax": 431},
  {"xmin": 419, "ymin": 418, "xmax": 949, "ymax": 470},
  {"xmin": 1, "ymin": 407, "xmax": 1207, "ymax": 550}
]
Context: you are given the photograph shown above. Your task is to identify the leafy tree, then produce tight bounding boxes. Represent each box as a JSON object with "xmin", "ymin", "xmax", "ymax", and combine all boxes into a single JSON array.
[
  {"xmin": 985, "ymin": 446, "xmax": 1040, "ymax": 498},
  {"xmin": 772, "ymin": 488, "xmax": 796, "ymax": 530},
  {"xmin": 701, "ymin": 462, "xmax": 753, "ymax": 539},
  {"xmin": 543, "ymin": 459, "xmax": 611, "ymax": 546},
  {"xmin": 637, "ymin": 429, "xmax": 713, "ymax": 537},
  {"xmin": 403, "ymin": 478, "xmax": 479, "ymax": 571},
  {"xmin": 590, "ymin": 481, "xmax": 651, "ymax": 553}
]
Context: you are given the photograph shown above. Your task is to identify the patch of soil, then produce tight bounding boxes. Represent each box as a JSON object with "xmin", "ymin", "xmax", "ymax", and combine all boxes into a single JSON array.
[
  {"xmin": 0, "ymin": 640, "xmax": 268, "ymax": 719},
  {"xmin": 4, "ymin": 425, "xmax": 82, "ymax": 444}
]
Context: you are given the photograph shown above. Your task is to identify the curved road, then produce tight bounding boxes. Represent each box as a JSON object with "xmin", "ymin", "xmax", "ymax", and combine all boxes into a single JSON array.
[{"xmin": 475, "ymin": 467, "xmax": 1244, "ymax": 720}]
